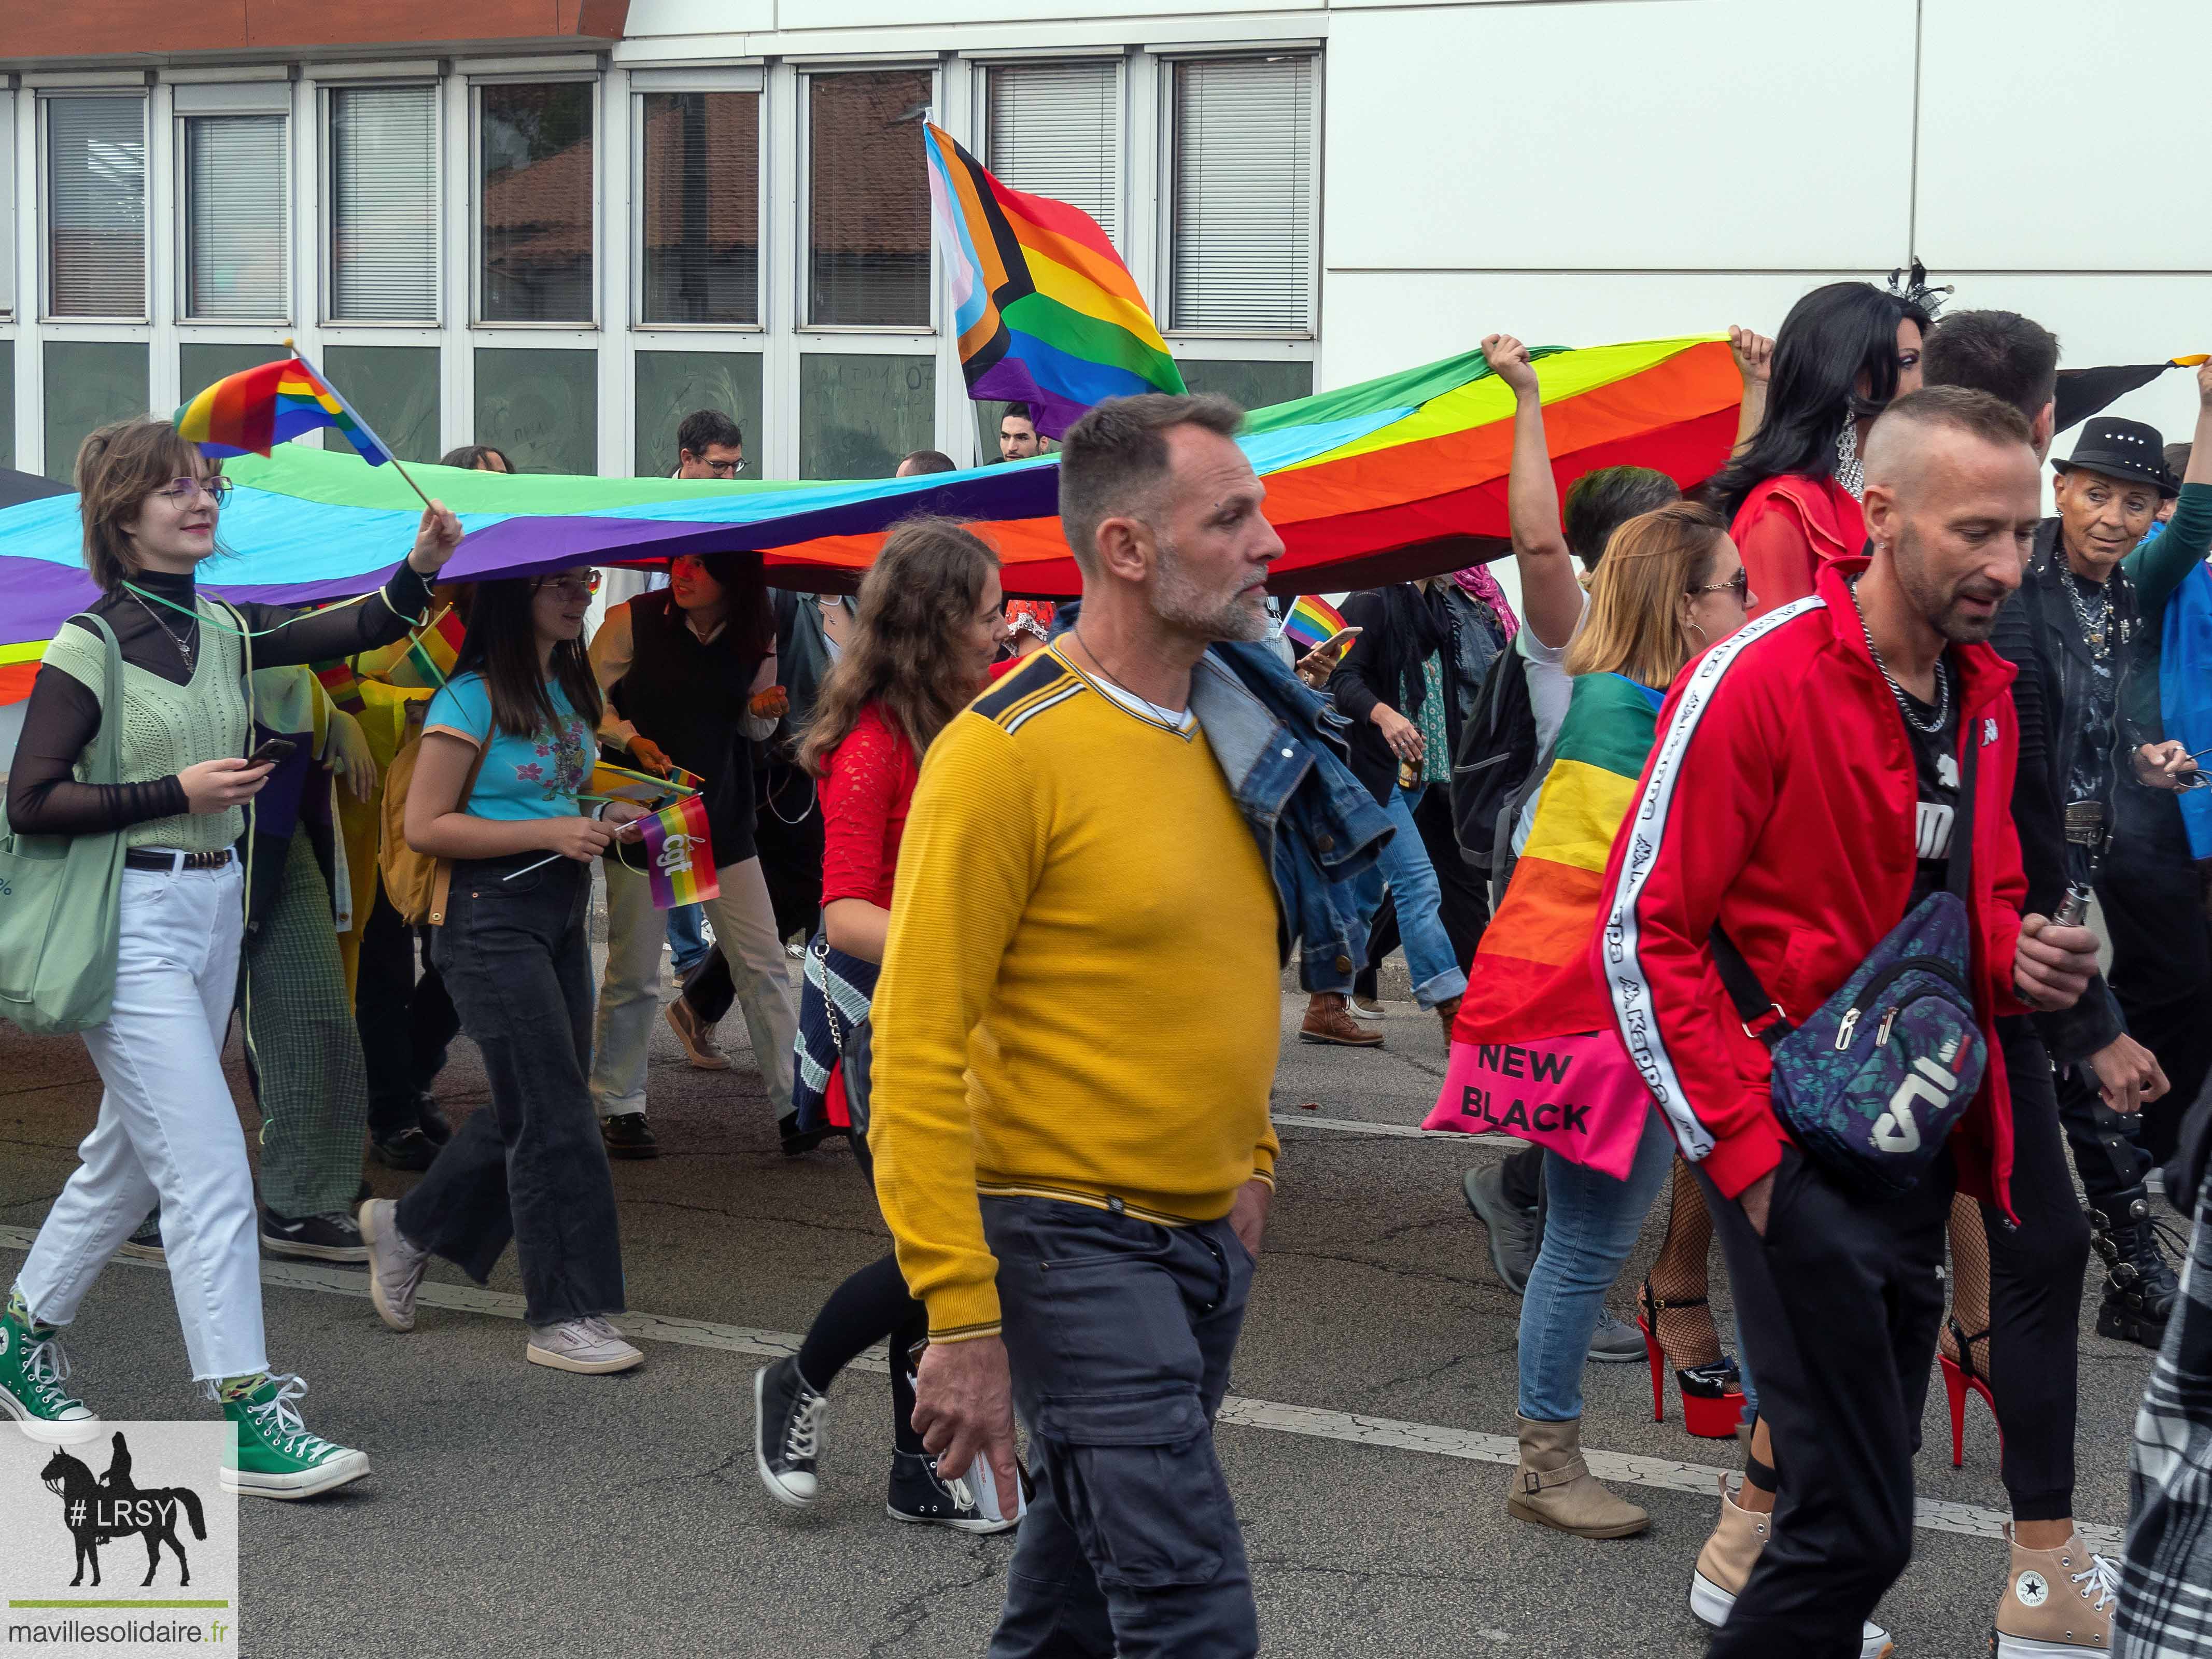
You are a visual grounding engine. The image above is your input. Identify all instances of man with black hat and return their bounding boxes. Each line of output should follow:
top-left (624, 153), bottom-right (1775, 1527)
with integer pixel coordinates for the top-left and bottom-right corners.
top-left (2017, 371), bottom-right (2212, 1349)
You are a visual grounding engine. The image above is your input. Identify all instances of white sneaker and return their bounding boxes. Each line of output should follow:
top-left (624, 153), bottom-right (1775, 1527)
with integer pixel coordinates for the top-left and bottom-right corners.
top-left (358, 1200), bottom-right (430, 1333)
top-left (1349, 993), bottom-right (1386, 1021)
top-left (526, 1318), bottom-right (643, 1375)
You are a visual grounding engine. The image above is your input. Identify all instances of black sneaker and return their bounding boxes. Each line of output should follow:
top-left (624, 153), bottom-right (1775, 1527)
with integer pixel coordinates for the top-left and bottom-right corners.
top-left (753, 1356), bottom-right (826, 1508)
top-left (602, 1113), bottom-right (660, 1160)
top-left (887, 1449), bottom-right (1022, 1535)
top-left (415, 1092), bottom-right (452, 1146)
top-left (120, 1211), bottom-right (165, 1262)
top-left (370, 1128), bottom-right (438, 1171)
top-left (259, 1207), bottom-right (370, 1263)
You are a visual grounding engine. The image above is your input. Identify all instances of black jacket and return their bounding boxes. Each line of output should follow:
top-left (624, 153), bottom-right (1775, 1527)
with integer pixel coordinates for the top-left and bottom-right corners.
top-left (1329, 584), bottom-right (1449, 805)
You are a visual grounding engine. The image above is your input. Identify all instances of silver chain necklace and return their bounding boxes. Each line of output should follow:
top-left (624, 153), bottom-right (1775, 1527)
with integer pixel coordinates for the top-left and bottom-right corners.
top-left (2063, 570), bottom-right (2115, 660)
top-left (128, 590), bottom-right (196, 671)
top-left (1849, 578), bottom-right (1949, 735)
top-left (1072, 629), bottom-right (1184, 728)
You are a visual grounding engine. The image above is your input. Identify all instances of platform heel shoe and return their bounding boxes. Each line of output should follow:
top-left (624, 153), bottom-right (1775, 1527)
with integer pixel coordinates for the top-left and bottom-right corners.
top-left (1937, 1315), bottom-right (1998, 1469)
top-left (1638, 1281), bottom-right (1745, 1439)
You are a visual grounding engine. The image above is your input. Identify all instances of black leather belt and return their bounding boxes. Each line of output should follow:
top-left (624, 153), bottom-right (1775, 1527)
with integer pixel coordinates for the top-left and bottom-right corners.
top-left (125, 848), bottom-right (235, 872)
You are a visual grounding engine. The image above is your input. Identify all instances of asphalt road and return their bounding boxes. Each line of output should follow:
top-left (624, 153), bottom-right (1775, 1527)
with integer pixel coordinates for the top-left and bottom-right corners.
top-left (0, 926), bottom-right (2169, 1658)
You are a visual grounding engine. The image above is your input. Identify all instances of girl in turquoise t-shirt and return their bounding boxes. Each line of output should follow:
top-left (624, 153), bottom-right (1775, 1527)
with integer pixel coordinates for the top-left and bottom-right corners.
top-left (363, 568), bottom-right (649, 1378)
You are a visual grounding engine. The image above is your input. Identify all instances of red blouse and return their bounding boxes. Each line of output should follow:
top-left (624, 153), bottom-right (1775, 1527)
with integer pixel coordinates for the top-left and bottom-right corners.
top-left (1731, 473), bottom-right (1866, 621)
top-left (819, 702), bottom-right (921, 911)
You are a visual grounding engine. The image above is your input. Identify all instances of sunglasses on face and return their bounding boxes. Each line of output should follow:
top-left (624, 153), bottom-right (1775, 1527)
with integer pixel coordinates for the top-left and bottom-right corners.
top-left (534, 571), bottom-right (602, 599)
top-left (158, 475), bottom-right (232, 505)
top-left (1690, 569), bottom-right (1752, 604)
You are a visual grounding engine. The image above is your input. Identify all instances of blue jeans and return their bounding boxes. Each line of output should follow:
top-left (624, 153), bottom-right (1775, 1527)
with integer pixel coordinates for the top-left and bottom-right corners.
top-left (666, 902), bottom-right (711, 977)
top-left (1377, 784), bottom-right (1468, 1009)
top-left (1517, 1107), bottom-right (1675, 1422)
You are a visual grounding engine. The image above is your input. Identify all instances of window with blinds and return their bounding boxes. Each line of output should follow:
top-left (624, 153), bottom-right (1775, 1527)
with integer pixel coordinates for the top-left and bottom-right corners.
top-left (45, 95), bottom-right (147, 320)
top-left (1168, 57), bottom-right (1315, 335)
top-left (184, 115), bottom-right (289, 321)
top-left (986, 60), bottom-right (1120, 248)
top-left (330, 86), bottom-right (439, 323)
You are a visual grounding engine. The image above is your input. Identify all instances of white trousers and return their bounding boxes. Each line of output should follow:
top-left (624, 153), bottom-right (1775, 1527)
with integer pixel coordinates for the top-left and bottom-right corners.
top-left (589, 855), bottom-right (797, 1117)
top-left (17, 862), bottom-right (269, 1381)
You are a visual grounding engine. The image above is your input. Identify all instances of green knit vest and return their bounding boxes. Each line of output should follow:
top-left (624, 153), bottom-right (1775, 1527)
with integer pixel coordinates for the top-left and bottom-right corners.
top-left (43, 601), bottom-right (250, 853)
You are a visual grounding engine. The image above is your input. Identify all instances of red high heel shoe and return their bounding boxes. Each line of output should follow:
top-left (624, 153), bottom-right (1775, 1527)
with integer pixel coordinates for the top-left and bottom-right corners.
top-left (1938, 1315), bottom-right (1997, 1468)
top-left (1638, 1281), bottom-right (1746, 1439)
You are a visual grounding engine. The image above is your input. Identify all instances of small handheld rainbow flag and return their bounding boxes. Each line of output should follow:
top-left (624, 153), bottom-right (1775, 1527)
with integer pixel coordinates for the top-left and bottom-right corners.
top-left (639, 794), bottom-right (718, 910)
top-left (175, 348), bottom-right (394, 467)
top-left (1281, 596), bottom-right (1348, 652)
top-left (586, 758), bottom-right (700, 808)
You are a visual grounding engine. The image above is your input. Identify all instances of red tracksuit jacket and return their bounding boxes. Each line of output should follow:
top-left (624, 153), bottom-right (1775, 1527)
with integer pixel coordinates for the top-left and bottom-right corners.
top-left (1591, 558), bottom-right (2032, 1211)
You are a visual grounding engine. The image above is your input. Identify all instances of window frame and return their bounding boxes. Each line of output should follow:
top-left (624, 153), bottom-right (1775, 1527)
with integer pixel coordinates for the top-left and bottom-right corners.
top-left (629, 68), bottom-right (767, 334)
top-left (320, 78), bottom-right (444, 330)
top-left (975, 53), bottom-right (1126, 256)
top-left (795, 62), bottom-right (939, 337)
top-left (174, 96), bottom-right (294, 328)
top-left (0, 89), bottom-right (16, 321)
top-left (39, 89), bottom-right (151, 326)
top-left (1156, 50), bottom-right (1322, 343)
top-left (469, 72), bottom-right (601, 331)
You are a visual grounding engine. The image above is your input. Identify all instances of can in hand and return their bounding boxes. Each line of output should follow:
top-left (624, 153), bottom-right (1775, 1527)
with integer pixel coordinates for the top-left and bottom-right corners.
top-left (2055, 884), bottom-right (2095, 928)
top-left (1397, 757), bottom-right (1418, 790)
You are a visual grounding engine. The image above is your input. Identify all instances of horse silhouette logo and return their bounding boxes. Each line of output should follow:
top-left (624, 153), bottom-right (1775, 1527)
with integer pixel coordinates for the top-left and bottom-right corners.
top-left (39, 1431), bottom-right (206, 1587)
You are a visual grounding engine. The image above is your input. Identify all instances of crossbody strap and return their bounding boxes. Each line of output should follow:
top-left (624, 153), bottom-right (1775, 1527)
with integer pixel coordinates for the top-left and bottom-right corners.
top-left (425, 738), bottom-right (491, 927)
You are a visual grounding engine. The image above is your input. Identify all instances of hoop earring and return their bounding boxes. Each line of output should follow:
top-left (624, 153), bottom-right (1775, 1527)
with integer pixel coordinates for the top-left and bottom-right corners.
top-left (1684, 620), bottom-right (1710, 649)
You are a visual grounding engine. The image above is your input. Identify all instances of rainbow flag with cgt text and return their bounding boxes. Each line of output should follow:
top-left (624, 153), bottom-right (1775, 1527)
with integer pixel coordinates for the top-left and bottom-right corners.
top-left (639, 794), bottom-right (718, 910)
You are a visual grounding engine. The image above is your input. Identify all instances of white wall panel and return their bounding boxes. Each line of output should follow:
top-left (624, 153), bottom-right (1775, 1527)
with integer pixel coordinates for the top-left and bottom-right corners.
top-left (1325, 0), bottom-right (1917, 273)
top-left (1915, 0), bottom-right (2212, 272)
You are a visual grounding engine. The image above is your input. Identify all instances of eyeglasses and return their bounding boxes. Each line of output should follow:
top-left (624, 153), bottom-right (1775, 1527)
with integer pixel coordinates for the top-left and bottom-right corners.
top-left (157, 475), bottom-right (232, 505)
top-left (534, 571), bottom-right (602, 599)
top-left (705, 458), bottom-right (744, 478)
top-left (1691, 569), bottom-right (1752, 604)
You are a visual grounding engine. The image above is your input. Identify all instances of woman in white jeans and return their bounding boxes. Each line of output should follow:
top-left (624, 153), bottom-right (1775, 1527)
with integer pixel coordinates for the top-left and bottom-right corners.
top-left (1, 416), bottom-right (460, 1498)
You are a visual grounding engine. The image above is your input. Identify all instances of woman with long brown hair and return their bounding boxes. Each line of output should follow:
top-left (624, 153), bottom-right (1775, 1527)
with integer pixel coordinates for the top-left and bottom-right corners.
top-left (1, 416), bottom-right (460, 1496)
top-left (753, 517), bottom-right (1013, 1531)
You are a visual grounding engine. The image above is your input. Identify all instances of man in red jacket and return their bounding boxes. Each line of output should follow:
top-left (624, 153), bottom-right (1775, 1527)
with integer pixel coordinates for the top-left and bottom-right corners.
top-left (1595, 386), bottom-right (2103, 1656)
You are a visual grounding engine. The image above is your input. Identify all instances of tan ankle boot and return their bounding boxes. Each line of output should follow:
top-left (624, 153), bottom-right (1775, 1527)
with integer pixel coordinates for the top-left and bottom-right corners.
top-left (1689, 1477), bottom-right (1896, 1658)
top-left (1504, 1414), bottom-right (1647, 1538)
top-left (1994, 1526), bottom-right (2116, 1655)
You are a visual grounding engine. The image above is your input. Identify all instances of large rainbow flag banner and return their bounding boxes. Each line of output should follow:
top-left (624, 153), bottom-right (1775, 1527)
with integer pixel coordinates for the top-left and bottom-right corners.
top-left (923, 122), bottom-right (1185, 439)
top-left (1, 336), bottom-right (1749, 707)
top-left (175, 351), bottom-right (393, 467)
top-left (637, 794), bottom-right (718, 910)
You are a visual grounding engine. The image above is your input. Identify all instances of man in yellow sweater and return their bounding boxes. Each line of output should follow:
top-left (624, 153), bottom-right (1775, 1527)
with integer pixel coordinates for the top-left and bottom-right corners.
top-left (869, 393), bottom-right (1285, 1656)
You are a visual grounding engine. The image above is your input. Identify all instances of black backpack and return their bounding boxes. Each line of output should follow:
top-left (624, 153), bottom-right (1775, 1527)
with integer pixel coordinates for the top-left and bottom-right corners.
top-left (1450, 641), bottom-right (1539, 869)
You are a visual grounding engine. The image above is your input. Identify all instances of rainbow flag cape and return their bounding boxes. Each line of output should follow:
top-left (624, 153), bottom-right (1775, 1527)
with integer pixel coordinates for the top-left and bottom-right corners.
top-left (637, 794), bottom-right (718, 910)
top-left (176, 350), bottom-right (392, 467)
top-left (923, 122), bottom-right (1185, 439)
top-left (1281, 596), bottom-right (1347, 652)
top-left (1456, 673), bottom-right (1667, 1042)
top-left (0, 337), bottom-right (1747, 705)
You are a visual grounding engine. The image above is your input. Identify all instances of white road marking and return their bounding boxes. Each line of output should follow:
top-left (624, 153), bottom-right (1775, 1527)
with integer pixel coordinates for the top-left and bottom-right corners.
top-left (1271, 1112), bottom-right (1472, 1140)
top-left (0, 1225), bottom-right (2114, 1549)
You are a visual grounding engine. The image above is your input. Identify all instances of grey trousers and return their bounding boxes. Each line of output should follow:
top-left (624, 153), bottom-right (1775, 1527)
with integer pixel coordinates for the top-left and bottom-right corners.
top-left (981, 1196), bottom-right (1258, 1659)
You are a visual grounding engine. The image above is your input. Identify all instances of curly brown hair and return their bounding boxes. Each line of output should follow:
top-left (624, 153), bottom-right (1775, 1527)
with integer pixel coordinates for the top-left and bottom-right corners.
top-left (797, 517), bottom-right (1001, 776)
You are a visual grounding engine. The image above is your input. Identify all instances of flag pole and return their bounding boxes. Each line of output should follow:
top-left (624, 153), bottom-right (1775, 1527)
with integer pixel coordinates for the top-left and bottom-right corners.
top-left (283, 338), bottom-right (439, 514)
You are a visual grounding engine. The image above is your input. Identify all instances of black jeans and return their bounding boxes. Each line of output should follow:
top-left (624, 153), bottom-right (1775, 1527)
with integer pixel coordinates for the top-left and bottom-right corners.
top-left (1697, 1144), bottom-right (1954, 1659)
top-left (794, 1131), bottom-right (926, 1456)
top-left (1979, 1018), bottom-right (2092, 1521)
top-left (2098, 791), bottom-right (2212, 1164)
top-left (982, 1197), bottom-right (1257, 1659)
top-left (355, 874), bottom-right (461, 1137)
top-left (1354, 786), bottom-right (1489, 1001)
top-left (396, 855), bottom-right (624, 1326)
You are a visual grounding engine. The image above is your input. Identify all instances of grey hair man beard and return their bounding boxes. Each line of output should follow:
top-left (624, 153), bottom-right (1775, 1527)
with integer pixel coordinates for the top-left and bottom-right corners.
top-left (1152, 532), bottom-right (1272, 643)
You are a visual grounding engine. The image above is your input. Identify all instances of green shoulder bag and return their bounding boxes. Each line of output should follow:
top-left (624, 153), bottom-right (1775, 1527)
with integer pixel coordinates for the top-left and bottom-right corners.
top-left (0, 614), bottom-right (130, 1034)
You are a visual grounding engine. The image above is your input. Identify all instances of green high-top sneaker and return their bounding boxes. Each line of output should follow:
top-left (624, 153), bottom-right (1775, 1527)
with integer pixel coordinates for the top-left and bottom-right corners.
top-left (0, 1288), bottom-right (100, 1444)
top-left (216, 1373), bottom-right (369, 1500)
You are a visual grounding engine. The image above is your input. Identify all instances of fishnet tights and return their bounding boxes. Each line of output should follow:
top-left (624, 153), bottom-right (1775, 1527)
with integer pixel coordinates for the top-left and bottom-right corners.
top-left (1941, 1190), bottom-right (1992, 1374)
top-left (1645, 1155), bottom-right (1725, 1369)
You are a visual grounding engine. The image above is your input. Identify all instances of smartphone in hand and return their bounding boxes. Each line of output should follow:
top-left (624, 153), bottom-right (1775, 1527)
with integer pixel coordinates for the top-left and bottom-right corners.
top-left (248, 738), bottom-right (297, 766)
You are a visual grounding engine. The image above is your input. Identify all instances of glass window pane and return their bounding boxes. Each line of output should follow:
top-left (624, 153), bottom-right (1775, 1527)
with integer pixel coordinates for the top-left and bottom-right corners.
top-left (987, 60), bottom-right (1119, 246)
top-left (1170, 58), bottom-right (1315, 334)
top-left (1175, 358), bottom-right (1313, 415)
top-left (46, 96), bottom-right (147, 319)
top-left (639, 91), bottom-right (760, 326)
top-left (180, 343), bottom-right (289, 413)
top-left (325, 344), bottom-right (442, 465)
top-left (636, 350), bottom-right (763, 479)
top-left (0, 92), bottom-right (17, 318)
top-left (799, 353), bottom-right (934, 479)
top-left (331, 86), bottom-right (439, 323)
top-left (44, 340), bottom-right (148, 483)
top-left (480, 82), bottom-right (595, 324)
top-left (474, 346), bottom-right (596, 474)
top-left (0, 341), bottom-right (15, 469)
top-left (807, 71), bottom-right (931, 329)
top-left (184, 115), bottom-right (288, 320)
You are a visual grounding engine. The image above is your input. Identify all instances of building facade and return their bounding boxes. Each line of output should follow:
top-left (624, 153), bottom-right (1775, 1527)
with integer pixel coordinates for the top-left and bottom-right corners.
top-left (3, 0), bottom-right (2206, 486)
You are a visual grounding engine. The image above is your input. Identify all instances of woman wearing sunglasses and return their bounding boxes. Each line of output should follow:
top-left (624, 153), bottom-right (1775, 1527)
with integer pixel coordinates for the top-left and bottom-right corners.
top-left (1, 417), bottom-right (460, 1496)
top-left (360, 568), bottom-right (652, 1377)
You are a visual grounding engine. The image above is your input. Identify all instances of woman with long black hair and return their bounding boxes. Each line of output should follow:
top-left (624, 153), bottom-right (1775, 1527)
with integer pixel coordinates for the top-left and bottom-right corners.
top-left (359, 568), bottom-right (649, 1376)
top-left (752, 518), bottom-right (1013, 1531)
top-left (1708, 281), bottom-right (1931, 616)
top-left (2, 416), bottom-right (459, 1496)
